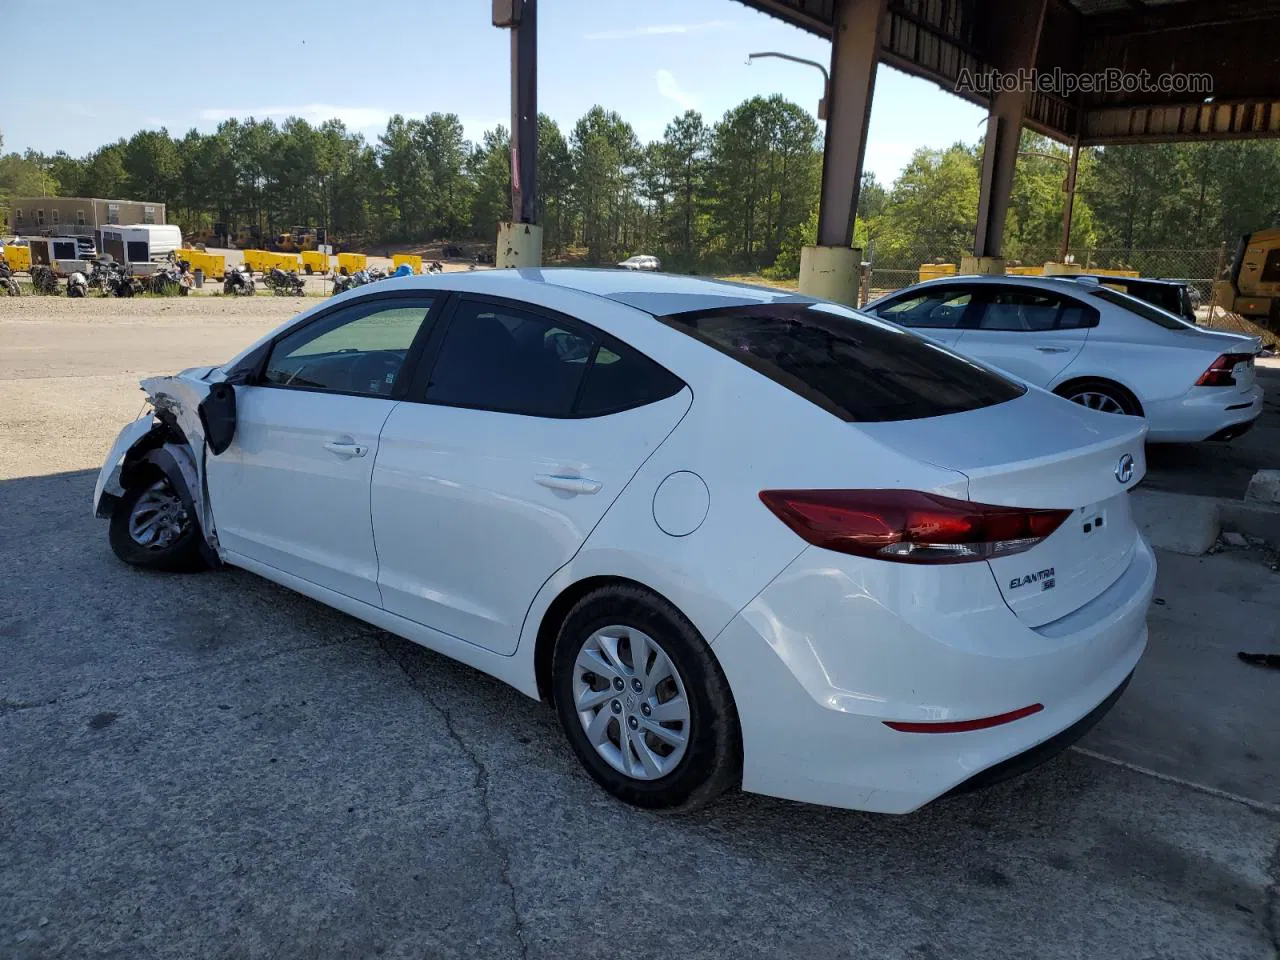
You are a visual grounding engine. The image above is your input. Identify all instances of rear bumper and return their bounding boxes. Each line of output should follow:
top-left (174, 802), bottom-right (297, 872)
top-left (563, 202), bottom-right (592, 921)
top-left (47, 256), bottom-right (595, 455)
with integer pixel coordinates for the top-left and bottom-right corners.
top-left (711, 535), bottom-right (1154, 814)
top-left (1145, 382), bottom-right (1263, 443)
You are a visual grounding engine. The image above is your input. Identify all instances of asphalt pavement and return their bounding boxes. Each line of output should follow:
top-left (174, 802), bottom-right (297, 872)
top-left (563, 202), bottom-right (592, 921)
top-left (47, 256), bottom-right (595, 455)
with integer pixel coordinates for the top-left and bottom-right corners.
top-left (1, 299), bottom-right (1277, 960)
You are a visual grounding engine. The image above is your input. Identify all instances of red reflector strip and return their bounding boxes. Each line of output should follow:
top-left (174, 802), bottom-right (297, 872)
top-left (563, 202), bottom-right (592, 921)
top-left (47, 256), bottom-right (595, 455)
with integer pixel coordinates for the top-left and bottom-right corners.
top-left (883, 703), bottom-right (1044, 733)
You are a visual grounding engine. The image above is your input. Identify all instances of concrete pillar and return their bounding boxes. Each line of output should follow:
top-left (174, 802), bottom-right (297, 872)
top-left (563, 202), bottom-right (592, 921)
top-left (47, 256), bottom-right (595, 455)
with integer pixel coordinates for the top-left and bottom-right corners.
top-left (960, 256), bottom-right (1006, 276)
top-left (973, 0), bottom-right (1047, 262)
top-left (800, 245), bottom-right (862, 304)
top-left (497, 221), bottom-right (543, 268)
top-left (800, 0), bottom-right (886, 303)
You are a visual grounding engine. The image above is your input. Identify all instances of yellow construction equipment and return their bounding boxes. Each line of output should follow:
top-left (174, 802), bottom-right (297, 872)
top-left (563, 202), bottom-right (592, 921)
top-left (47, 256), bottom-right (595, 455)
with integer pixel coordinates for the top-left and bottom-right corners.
top-left (301, 251), bottom-right (329, 275)
top-left (337, 252), bottom-right (368, 275)
top-left (243, 250), bottom-right (303, 274)
top-left (1214, 227), bottom-right (1280, 325)
top-left (392, 253), bottom-right (423, 274)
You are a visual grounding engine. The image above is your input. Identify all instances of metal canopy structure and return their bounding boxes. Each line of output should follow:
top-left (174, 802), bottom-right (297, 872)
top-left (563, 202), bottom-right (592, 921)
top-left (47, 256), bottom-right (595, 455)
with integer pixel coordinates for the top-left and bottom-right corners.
top-left (738, 0), bottom-right (1280, 145)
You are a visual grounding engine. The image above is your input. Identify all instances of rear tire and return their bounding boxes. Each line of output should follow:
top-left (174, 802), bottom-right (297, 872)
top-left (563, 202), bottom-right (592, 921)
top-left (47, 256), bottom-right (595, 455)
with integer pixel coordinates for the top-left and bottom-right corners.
top-left (108, 474), bottom-right (204, 572)
top-left (552, 584), bottom-right (741, 811)
top-left (1055, 379), bottom-right (1141, 417)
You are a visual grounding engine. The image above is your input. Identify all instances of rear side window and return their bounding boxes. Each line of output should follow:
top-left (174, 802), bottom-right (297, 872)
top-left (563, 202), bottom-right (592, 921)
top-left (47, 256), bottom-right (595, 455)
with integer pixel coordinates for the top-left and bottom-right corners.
top-left (425, 299), bottom-right (683, 418)
top-left (1089, 286), bottom-right (1188, 329)
top-left (976, 288), bottom-right (1097, 331)
top-left (661, 303), bottom-right (1024, 423)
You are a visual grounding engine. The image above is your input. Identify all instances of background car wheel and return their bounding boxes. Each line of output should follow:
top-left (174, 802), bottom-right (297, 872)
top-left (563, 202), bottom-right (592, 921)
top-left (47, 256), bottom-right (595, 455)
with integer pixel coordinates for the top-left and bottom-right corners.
top-left (552, 584), bottom-right (741, 810)
top-left (108, 474), bottom-right (204, 572)
top-left (1055, 379), bottom-right (1141, 417)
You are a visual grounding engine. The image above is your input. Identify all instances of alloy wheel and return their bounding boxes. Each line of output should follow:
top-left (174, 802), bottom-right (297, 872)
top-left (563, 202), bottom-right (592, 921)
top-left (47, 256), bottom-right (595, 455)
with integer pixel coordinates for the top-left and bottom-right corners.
top-left (1068, 390), bottom-right (1126, 415)
top-left (128, 479), bottom-right (190, 550)
top-left (572, 626), bottom-right (691, 781)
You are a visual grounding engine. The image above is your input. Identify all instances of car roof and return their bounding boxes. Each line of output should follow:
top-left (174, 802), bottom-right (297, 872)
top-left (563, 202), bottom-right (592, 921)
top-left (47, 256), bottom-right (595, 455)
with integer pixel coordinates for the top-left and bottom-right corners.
top-left (373, 267), bottom-right (813, 316)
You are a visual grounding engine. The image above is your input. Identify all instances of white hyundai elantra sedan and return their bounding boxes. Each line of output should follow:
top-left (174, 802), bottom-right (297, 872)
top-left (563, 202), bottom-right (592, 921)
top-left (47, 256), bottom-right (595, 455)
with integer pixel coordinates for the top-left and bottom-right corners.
top-left (94, 270), bottom-right (1154, 814)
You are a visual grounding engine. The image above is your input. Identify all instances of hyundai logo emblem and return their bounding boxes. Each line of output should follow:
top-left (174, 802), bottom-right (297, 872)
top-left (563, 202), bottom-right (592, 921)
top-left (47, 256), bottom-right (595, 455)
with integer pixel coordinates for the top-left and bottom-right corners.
top-left (1115, 453), bottom-right (1135, 484)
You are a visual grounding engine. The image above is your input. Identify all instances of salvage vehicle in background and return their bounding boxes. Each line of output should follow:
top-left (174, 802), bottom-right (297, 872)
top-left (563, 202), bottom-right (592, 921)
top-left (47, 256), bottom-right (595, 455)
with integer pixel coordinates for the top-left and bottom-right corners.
top-left (618, 254), bottom-right (661, 271)
top-left (863, 275), bottom-right (1263, 443)
top-left (93, 270), bottom-right (1153, 815)
top-left (1071, 275), bottom-right (1200, 326)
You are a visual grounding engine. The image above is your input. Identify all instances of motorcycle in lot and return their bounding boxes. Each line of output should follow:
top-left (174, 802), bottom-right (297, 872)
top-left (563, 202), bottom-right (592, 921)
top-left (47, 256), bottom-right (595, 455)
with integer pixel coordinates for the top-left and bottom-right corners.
top-left (331, 266), bottom-right (386, 295)
top-left (67, 271), bottom-right (88, 297)
top-left (0, 257), bottom-right (20, 296)
top-left (223, 264), bottom-right (256, 296)
top-left (263, 267), bottom-right (305, 296)
top-left (31, 264), bottom-right (59, 295)
top-left (426, 260), bottom-right (444, 274)
top-left (148, 256), bottom-right (193, 296)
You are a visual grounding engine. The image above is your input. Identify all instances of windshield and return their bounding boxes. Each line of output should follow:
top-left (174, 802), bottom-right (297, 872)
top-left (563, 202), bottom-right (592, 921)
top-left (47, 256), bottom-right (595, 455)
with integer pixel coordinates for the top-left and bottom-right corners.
top-left (660, 302), bottom-right (1024, 423)
top-left (1089, 286), bottom-right (1191, 330)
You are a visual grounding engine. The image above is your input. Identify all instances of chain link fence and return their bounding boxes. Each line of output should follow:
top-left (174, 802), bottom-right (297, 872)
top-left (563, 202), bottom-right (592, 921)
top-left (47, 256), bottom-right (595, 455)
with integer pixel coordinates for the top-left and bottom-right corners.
top-left (865, 244), bottom-right (1228, 303)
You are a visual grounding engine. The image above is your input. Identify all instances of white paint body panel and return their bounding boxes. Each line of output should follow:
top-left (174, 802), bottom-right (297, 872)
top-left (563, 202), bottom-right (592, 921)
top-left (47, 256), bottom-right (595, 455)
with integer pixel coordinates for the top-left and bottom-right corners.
top-left (205, 386), bottom-right (395, 606)
top-left (372, 390), bottom-right (692, 654)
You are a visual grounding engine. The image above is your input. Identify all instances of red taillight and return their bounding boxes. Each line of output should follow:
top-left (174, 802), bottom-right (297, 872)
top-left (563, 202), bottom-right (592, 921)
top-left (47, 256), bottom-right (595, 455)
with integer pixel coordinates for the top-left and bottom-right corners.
top-left (1195, 352), bottom-right (1253, 387)
top-left (758, 489), bottom-right (1071, 564)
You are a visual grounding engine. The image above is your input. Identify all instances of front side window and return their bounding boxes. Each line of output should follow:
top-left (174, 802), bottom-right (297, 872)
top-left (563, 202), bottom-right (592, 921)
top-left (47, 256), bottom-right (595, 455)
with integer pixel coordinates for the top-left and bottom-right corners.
top-left (976, 288), bottom-right (1095, 331)
top-left (262, 296), bottom-right (436, 396)
top-left (875, 288), bottom-right (972, 328)
top-left (663, 303), bottom-right (1024, 423)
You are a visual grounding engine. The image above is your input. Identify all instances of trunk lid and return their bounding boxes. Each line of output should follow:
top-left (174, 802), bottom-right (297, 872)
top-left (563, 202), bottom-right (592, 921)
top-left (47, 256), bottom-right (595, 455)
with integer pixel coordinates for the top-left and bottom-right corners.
top-left (858, 388), bottom-right (1147, 627)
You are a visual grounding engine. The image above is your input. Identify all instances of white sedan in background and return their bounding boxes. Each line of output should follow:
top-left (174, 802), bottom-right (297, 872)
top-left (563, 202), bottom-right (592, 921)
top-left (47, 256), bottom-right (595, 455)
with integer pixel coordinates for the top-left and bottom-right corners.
top-left (864, 275), bottom-right (1263, 442)
top-left (94, 271), bottom-right (1153, 814)
top-left (618, 254), bottom-right (661, 271)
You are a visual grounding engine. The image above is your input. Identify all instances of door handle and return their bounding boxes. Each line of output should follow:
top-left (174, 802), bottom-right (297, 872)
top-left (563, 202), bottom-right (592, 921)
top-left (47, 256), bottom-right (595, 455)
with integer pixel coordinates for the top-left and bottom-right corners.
top-left (535, 474), bottom-right (602, 495)
top-left (323, 440), bottom-right (368, 458)
top-left (1035, 345), bottom-right (1072, 353)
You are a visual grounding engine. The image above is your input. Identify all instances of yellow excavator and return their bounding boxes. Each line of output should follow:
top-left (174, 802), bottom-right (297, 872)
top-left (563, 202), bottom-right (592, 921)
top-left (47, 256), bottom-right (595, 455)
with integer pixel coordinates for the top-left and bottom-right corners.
top-left (1214, 227), bottom-right (1280, 326)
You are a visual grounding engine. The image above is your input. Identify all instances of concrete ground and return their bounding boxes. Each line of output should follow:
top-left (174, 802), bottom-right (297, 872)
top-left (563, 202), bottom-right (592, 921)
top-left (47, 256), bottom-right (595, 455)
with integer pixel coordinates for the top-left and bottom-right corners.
top-left (1, 298), bottom-right (1278, 960)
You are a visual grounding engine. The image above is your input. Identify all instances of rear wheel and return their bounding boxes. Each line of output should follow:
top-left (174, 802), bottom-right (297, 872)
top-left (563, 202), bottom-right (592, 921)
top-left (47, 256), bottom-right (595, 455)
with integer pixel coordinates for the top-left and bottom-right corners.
top-left (1055, 379), bottom-right (1141, 416)
top-left (108, 475), bottom-right (204, 571)
top-left (552, 585), bottom-right (741, 810)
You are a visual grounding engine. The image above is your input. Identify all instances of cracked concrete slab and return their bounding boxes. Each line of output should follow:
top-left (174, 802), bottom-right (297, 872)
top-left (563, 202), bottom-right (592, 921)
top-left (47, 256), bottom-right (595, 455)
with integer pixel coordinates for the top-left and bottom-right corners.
top-left (3, 299), bottom-right (1278, 960)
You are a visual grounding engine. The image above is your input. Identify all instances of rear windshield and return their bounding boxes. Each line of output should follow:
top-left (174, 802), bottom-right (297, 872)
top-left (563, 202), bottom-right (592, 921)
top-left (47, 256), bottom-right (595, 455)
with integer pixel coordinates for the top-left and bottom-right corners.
top-left (660, 302), bottom-right (1025, 422)
top-left (1089, 286), bottom-right (1189, 330)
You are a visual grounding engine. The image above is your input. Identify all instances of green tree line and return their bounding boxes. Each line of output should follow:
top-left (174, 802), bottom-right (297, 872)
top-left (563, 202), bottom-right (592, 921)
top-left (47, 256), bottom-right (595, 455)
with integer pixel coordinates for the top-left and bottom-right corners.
top-left (4, 108), bottom-right (1280, 275)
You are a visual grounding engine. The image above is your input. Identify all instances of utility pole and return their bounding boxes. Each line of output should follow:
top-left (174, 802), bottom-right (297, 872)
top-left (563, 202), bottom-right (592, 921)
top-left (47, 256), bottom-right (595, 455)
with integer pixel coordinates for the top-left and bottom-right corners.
top-left (493, 0), bottom-right (542, 267)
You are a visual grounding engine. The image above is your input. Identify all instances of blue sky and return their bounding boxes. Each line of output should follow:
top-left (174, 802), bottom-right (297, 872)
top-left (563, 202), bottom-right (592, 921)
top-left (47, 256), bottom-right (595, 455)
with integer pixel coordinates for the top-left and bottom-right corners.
top-left (5, 0), bottom-right (988, 186)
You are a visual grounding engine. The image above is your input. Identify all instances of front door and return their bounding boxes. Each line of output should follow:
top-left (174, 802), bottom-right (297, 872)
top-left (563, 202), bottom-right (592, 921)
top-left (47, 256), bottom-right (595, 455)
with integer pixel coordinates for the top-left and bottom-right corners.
top-left (206, 294), bottom-right (440, 605)
top-left (954, 285), bottom-right (1096, 387)
top-left (372, 296), bottom-right (692, 655)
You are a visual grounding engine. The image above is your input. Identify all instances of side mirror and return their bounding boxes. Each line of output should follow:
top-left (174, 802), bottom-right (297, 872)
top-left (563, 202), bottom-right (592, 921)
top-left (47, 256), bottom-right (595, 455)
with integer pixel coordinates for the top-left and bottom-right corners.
top-left (198, 382), bottom-right (237, 455)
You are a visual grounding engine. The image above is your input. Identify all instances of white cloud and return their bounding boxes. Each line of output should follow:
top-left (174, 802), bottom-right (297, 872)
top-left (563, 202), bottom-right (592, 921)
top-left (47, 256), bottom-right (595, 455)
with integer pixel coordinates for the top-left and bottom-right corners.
top-left (199, 104), bottom-right (392, 129)
top-left (585, 20), bottom-right (733, 41)
top-left (656, 70), bottom-right (698, 110)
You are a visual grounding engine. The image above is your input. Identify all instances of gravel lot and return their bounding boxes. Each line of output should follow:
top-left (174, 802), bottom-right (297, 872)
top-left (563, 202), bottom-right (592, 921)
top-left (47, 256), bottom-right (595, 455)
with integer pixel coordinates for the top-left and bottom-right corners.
top-left (2, 297), bottom-right (1278, 960)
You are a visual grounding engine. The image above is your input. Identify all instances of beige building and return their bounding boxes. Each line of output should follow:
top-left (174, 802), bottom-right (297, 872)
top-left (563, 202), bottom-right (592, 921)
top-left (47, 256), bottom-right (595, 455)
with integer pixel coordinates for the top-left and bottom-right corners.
top-left (5, 197), bottom-right (166, 237)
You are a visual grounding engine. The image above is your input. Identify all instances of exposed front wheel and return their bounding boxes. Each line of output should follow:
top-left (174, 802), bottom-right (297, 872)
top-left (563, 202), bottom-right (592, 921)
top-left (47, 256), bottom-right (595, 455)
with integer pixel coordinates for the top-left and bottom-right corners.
top-left (108, 475), bottom-right (204, 571)
top-left (552, 585), bottom-right (741, 810)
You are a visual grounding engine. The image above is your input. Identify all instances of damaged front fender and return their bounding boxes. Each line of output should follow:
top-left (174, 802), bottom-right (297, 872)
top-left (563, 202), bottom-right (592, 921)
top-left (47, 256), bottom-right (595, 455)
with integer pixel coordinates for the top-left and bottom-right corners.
top-left (93, 367), bottom-right (223, 555)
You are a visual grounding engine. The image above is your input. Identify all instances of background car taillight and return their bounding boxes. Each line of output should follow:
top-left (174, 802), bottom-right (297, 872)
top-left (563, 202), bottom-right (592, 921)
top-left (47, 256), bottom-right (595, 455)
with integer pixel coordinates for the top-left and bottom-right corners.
top-left (1195, 352), bottom-right (1254, 387)
top-left (758, 489), bottom-right (1071, 564)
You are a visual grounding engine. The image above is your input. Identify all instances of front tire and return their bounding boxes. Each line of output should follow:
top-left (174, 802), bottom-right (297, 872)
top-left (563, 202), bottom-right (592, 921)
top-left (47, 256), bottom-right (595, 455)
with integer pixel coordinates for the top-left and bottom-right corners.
top-left (552, 585), bottom-right (741, 810)
top-left (108, 475), bottom-right (204, 571)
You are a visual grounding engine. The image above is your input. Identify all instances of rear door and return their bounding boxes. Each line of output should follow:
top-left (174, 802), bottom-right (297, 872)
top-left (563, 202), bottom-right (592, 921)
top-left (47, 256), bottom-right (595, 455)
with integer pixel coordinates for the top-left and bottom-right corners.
top-left (954, 285), bottom-right (1096, 387)
top-left (866, 285), bottom-right (977, 350)
top-left (371, 295), bottom-right (691, 655)
top-left (205, 293), bottom-right (440, 606)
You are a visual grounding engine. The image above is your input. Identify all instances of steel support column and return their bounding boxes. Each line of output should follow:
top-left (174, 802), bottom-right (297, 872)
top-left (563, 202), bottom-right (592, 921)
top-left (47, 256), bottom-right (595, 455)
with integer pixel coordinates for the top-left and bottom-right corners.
top-left (972, 0), bottom-right (1047, 263)
top-left (494, 0), bottom-right (542, 266)
top-left (815, 0), bottom-right (887, 248)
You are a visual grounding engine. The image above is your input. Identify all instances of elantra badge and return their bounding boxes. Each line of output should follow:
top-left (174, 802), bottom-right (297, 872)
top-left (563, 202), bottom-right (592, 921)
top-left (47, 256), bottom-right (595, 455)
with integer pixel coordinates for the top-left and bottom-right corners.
top-left (1115, 454), bottom-right (1135, 484)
